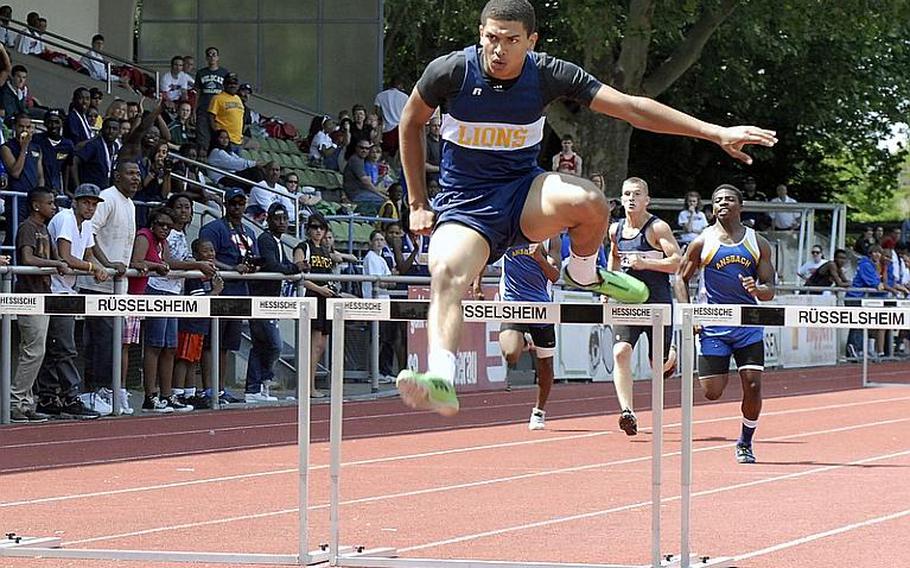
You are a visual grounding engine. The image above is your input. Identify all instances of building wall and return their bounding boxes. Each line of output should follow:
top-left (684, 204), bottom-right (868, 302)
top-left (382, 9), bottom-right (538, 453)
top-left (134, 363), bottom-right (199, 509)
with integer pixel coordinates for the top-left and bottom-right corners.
top-left (5, 0), bottom-right (100, 53)
top-left (137, 0), bottom-right (382, 117)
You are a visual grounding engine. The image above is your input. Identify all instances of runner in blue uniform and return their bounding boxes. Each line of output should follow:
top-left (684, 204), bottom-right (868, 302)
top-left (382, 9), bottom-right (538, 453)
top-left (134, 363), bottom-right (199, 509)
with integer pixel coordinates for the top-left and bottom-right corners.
top-left (676, 184), bottom-right (776, 464)
top-left (396, 0), bottom-right (777, 416)
top-left (499, 239), bottom-right (559, 430)
top-left (608, 178), bottom-right (681, 436)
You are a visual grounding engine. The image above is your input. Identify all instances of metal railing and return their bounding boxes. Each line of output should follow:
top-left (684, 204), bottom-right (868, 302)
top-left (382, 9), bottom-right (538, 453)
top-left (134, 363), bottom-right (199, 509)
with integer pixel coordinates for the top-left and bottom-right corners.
top-left (4, 18), bottom-right (159, 97)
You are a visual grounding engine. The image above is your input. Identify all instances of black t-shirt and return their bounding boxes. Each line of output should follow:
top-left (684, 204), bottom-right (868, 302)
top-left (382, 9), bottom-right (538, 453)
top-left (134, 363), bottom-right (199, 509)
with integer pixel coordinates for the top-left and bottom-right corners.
top-left (194, 67), bottom-right (231, 110)
top-left (298, 239), bottom-right (334, 297)
top-left (415, 46), bottom-right (602, 112)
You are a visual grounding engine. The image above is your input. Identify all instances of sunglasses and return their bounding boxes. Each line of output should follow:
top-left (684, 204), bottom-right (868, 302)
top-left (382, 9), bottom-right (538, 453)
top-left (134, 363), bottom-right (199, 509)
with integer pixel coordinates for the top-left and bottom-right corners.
top-left (308, 224), bottom-right (326, 230)
top-left (357, 145), bottom-right (372, 150)
top-left (812, 250), bottom-right (822, 254)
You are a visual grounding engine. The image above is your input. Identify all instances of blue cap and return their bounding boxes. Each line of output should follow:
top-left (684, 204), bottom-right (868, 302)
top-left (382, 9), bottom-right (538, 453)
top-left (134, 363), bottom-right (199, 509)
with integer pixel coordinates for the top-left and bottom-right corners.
top-left (224, 187), bottom-right (246, 203)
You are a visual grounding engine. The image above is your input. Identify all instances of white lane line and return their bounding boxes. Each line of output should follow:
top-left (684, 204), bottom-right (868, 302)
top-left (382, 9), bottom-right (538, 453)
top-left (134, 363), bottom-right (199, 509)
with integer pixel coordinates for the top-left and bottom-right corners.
top-left (732, 507), bottom-right (910, 562)
top-left (2, 373), bottom-right (895, 451)
top-left (398, 448), bottom-right (910, 553)
top-left (5, 394), bottom-right (908, 508)
top-left (60, 417), bottom-right (910, 546)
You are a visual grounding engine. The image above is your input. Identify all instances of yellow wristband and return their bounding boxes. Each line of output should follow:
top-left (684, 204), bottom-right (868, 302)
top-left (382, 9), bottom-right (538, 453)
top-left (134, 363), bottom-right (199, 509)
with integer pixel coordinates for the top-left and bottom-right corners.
top-left (88, 262), bottom-right (93, 272)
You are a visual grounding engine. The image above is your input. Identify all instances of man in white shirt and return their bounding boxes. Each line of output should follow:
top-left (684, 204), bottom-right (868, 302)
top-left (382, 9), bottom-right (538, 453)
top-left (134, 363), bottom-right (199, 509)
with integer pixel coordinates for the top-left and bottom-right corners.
top-left (80, 34), bottom-right (108, 82)
top-left (37, 184), bottom-right (109, 419)
top-left (78, 161), bottom-right (139, 414)
top-left (15, 13), bottom-right (43, 55)
top-left (160, 55), bottom-right (193, 104)
top-left (248, 161), bottom-right (295, 222)
top-left (769, 184), bottom-right (801, 231)
top-left (373, 82), bottom-right (409, 156)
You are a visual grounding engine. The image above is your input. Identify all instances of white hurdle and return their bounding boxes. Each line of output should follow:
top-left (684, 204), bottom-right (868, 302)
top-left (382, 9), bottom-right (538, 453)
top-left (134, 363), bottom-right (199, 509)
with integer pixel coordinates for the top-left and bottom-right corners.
top-left (0, 294), bottom-right (340, 566)
top-left (853, 299), bottom-right (910, 389)
top-left (675, 301), bottom-right (910, 568)
top-left (324, 298), bottom-right (707, 568)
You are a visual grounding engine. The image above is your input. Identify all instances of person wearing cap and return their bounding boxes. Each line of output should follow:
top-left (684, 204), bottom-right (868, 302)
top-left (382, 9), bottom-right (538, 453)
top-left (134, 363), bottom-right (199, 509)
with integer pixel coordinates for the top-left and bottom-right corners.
top-left (244, 202), bottom-right (308, 402)
top-left (33, 108), bottom-right (75, 201)
top-left (208, 73), bottom-right (244, 148)
top-left (199, 186), bottom-right (258, 403)
top-left (36, 183), bottom-right (108, 419)
top-left (237, 82), bottom-right (264, 137)
top-left (193, 46), bottom-right (230, 151)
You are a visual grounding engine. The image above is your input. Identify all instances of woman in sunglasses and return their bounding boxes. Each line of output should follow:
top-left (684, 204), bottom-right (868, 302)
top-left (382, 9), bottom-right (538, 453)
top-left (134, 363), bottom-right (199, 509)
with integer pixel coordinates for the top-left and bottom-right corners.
top-left (797, 246), bottom-right (826, 283)
top-left (293, 214), bottom-right (336, 398)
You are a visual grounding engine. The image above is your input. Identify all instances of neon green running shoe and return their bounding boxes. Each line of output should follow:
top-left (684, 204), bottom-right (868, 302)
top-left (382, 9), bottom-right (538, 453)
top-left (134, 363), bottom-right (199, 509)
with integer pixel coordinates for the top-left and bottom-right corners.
top-left (563, 267), bottom-right (650, 304)
top-left (396, 370), bottom-right (460, 417)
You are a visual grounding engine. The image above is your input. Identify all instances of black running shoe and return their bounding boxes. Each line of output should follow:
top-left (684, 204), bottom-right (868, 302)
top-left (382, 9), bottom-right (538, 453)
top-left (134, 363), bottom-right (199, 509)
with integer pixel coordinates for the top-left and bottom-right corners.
top-left (735, 443), bottom-right (756, 464)
top-left (619, 409), bottom-right (638, 436)
top-left (36, 398), bottom-right (63, 418)
top-left (61, 397), bottom-right (101, 420)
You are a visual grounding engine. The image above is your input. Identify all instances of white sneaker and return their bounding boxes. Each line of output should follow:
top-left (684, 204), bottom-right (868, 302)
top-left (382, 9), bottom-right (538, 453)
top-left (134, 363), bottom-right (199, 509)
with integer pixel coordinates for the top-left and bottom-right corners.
top-left (117, 388), bottom-right (134, 415)
top-left (245, 392), bottom-right (277, 403)
top-left (79, 391), bottom-right (112, 416)
top-left (261, 380), bottom-right (276, 399)
top-left (528, 407), bottom-right (546, 431)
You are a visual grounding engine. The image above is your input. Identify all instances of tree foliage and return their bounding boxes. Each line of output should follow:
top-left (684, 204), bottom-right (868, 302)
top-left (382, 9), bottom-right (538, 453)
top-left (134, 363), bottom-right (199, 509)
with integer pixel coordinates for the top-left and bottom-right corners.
top-left (383, 0), bottom-right (910, 218)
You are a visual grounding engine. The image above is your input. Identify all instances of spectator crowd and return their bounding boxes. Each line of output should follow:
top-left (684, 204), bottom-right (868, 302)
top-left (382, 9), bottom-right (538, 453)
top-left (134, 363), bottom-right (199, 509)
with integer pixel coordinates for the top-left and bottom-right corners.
top-left (3, 4), bottom-right (908, 424)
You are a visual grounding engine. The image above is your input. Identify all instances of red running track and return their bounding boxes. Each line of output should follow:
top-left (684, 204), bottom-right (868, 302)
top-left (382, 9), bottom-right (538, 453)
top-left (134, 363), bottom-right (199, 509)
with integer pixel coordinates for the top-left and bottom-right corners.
top-left (0, 362), bottom-right (909, 567)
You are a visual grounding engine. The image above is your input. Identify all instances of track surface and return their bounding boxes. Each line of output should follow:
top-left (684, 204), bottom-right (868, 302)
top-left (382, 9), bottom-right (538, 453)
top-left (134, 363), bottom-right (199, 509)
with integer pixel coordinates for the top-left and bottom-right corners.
top-left (1, 362), bottom-right (908, 567)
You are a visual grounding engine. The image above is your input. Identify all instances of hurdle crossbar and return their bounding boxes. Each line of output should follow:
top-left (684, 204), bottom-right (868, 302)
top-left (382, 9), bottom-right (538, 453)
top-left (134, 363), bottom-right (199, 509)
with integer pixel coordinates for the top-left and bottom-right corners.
top-left (0, 295), bottom-right (334, 566)
top-left (325, 298), bottom-right (697, 568)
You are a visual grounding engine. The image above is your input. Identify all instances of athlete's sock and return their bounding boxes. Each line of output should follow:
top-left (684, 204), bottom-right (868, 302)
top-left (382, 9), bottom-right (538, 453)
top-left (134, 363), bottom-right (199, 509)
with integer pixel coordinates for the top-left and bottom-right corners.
top-left (428, 348), bottom-right (457, 384)
top-left (738, 417), bottom-right (758, 446)
top-left (184, 387), bottom-right (196, 398)
top-left (566, 247), bottom-right (599, 286)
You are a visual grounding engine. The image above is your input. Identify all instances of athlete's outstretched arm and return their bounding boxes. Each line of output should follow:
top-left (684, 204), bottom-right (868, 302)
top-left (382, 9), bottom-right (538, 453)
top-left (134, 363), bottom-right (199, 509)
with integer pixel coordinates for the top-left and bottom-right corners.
top-left (675, 236), bottom-right (704, 303)
top-left (399, 89), bottom-right (437, 235)
top-left (589, 85), bottom-right (777, 165)
top-left (741, 235), bottom-right (776, 301)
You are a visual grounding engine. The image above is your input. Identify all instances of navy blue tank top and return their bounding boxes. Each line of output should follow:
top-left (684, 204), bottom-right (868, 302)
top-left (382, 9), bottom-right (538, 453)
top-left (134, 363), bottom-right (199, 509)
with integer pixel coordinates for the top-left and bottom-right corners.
top-left (439, 47), bottom-right (545, 192)
top-left (615, 215), bottom-right (672, 304)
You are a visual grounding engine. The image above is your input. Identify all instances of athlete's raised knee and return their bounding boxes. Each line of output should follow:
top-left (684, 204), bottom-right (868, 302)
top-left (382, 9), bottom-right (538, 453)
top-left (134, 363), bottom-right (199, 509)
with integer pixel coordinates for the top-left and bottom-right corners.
top-left (430, 257), bottom-right (473, 291)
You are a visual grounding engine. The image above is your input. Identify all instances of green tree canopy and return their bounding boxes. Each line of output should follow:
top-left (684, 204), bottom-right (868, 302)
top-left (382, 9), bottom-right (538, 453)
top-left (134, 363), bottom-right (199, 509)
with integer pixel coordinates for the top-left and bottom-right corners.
top-left (383, 0), bottom-right (910, 216)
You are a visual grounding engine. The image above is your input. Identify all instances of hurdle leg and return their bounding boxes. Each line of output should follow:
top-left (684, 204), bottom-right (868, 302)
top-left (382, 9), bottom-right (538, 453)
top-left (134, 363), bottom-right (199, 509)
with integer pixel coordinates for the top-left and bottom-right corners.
top-left (1, 272), bottom-right (10, 424)
top-left (680, 309), bottom-right (695, 568)
top-left (111, 277), bottom-right (127, 416)
top-left (330, 301), bottom-right (346, 565)
top-left (298, 303), bottom-right (312, 564)
top-left (650, 312), bottom-right (665, 568)
top-left (862, 328), bottom-right (869, 387)
top-left (210, 316), bottom-right (221, 410)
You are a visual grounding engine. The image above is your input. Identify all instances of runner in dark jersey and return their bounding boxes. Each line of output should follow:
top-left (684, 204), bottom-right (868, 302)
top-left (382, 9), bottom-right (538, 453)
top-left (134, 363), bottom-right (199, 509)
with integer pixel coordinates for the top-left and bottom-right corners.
top-left (396, 0), bottom-right (777, 416)
top-left (607, 178), bottom-right (681, 436)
